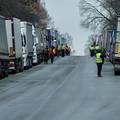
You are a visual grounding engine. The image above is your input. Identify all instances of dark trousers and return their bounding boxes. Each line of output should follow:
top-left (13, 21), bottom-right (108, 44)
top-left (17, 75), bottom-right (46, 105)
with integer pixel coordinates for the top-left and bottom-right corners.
top-left (50, 55), bottom-right (54, 64)
top-left (61, 50), bottom-right (65, 57)
top-left (96, 63), bottom-right (103, 76)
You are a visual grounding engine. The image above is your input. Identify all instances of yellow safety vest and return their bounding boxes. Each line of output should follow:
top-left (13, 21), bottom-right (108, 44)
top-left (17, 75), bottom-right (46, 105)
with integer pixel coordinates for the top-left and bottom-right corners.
top-left (96, 53), bottom-right (102, 63)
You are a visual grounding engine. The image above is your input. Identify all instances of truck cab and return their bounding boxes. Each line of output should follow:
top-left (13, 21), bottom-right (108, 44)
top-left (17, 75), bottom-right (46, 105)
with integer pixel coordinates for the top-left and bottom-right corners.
top-left (21, 21), bottom-right (33, 69)
top-left (32, 25), bottom-right (38, 64)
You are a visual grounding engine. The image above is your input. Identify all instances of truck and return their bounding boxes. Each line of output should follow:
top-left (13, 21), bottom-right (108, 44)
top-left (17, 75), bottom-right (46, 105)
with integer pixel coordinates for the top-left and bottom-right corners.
top-left (32, 25), bottom-right (39, 64)
top-left (113, 17), bottom-right (120, 75)
top-left (46, 28), bottom-right (52, 47)
top-left (0, 16), bottom-right (9, 78)
top-left (21, 21), bottom-right (33, 69)
top-left (5, 17), bottom-right (23, 73)
top-left (35, 27), bottom-right (47, 63)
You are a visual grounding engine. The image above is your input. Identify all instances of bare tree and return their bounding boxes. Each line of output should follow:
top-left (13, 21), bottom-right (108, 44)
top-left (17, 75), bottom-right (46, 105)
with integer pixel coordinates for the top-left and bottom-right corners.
top-left (79, 0), bottom-right (120, 31)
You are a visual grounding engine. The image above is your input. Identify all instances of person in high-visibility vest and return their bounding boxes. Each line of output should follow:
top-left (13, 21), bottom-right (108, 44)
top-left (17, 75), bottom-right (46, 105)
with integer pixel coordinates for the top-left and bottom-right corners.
top-left (48, 46), bottom-right (54, 64)
top-left (96, 49), bottom-right (104, 77)
top-left (89, 45), bottom-right (95, 57)
top-left (61, 44), bottom-right (65, 57)
top-left (95, 44), bottom-right (100, 53)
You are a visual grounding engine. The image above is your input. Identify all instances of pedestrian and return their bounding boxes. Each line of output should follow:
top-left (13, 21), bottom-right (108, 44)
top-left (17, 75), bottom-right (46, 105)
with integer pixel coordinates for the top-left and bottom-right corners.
top-left (89, 45), bottom-right (95, 57)
top-left (65, 44), bottom-right (70, 56)
top-left (53, 47), bottom-right (56, 56)
top-left (95, 49), bottom-right (104, 77)
top-left (61, 44), bottom-right (65, 57)
top-left (43, 46), bottom-right (49, 64)
top-left (49, 47), bottom-right (54, 64)
top-left (55, 46), bottom-right (59, 57)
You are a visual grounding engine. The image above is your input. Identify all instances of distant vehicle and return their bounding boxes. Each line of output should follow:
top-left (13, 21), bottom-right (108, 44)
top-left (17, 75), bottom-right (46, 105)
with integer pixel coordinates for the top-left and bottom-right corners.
top-left (0, 16), bottom-right (9, 78)
top-left (5, 17), bottom-right (23, 73)
top-left (21, 22), bottom-right (33, 69)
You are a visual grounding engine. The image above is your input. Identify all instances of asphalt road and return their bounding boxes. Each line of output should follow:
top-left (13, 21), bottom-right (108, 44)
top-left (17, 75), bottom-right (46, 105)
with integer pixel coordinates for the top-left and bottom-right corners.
top-left (0, 56), bottom-right (120, 120)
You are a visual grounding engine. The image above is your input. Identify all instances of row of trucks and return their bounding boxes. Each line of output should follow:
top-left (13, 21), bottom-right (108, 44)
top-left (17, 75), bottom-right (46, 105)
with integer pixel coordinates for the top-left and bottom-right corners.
top-left (113, 17), bottom-right (120, 75)
top-left (0, 16), bottom-right (46, 79)
top-left (99, 16), bottom-right (120, 75)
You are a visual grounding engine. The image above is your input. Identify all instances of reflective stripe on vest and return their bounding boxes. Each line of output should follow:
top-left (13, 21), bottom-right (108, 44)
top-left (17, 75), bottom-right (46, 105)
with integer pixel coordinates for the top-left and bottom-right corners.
top-left (96, 53), bottom-right (102, 63)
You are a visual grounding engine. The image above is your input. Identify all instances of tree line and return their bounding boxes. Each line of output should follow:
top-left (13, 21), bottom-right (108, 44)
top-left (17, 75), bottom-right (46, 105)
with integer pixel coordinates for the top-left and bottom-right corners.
top-left (0, 0), bottom-right (48, 28)
top-left (79, 0), bottom-right (120, 32)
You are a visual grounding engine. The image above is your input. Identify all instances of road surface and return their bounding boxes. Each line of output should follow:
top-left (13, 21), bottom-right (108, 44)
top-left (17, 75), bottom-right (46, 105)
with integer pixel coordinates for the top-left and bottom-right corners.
top-left (0, 56), bottom-right (120, 120)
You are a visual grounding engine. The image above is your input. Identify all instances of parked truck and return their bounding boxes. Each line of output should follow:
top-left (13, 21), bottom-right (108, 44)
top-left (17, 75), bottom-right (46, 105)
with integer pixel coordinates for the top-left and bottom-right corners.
top-left (5, 17), bottom-right (23, 73)
top-left (32, 25), bottom-right (39, 64)
top-left (21, 21), bottom-right (33, 69)
top-left (0, 16), bottom-right (9, 78)
top-left (113, 17), bottom-right (120, 75)
top-left (35, 27), bottom-right (47, 63)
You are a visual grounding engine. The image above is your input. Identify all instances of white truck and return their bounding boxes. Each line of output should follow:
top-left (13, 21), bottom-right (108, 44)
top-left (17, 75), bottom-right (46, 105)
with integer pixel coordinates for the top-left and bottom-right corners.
top-left (5, 18), bottom-right (23, 73)
top-left (0, 16), bottom-right (9, 78)
top-left (32, 25), bottom-right (39, 64)
top-left (21, 22), bottom-right (33, 69)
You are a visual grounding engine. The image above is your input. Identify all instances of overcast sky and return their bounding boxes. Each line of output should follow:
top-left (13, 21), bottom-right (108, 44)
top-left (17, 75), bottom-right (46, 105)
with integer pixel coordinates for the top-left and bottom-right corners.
top-left (44, 0), bottom-right (91, 56)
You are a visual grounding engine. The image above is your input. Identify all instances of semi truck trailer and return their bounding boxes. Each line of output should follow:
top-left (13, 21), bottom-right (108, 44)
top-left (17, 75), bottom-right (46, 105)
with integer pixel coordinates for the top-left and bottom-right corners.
top-left (113, 17), bottom-right (120, 75)
top-left (0, 16), bottom-right (9, 78)
top-left (5, 18), bottom-right (23, 73)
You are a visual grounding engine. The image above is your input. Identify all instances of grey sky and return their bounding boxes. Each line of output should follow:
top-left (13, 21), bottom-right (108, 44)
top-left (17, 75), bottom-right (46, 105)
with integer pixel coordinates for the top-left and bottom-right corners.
top-left (45, 0), bottom-right (91, 55)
